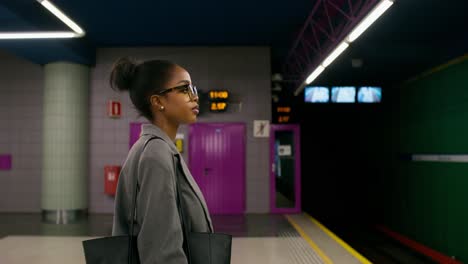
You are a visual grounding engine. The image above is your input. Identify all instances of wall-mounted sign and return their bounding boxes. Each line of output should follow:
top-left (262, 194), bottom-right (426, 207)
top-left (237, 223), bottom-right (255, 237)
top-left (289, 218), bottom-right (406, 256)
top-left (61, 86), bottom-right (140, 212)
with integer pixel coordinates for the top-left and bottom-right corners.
top-left (278, 145), bottom-right (292, 156)
top-left (0, 154), bottom-right (12, 170)
top-left (175, 133), bottom-right (184, 153)
top-left (107, 100), bottom-right (121, 118)
top-left (175, 139), bottom-right (183, 153)
top-left (254, 120), bottom-right (270, 138)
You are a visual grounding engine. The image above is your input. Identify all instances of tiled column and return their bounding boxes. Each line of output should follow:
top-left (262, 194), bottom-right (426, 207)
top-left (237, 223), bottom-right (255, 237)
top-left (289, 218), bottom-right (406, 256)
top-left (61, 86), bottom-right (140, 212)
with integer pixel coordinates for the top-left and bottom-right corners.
top-left (41, 62), bottom-right (89, 224)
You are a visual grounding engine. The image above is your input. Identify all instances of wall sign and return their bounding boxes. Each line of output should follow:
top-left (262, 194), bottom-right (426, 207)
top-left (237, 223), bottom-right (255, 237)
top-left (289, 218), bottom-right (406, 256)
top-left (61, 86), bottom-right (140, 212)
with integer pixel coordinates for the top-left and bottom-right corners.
top-left (0, 154), bottom-right (12, 170)
top-left (175, 133), bottom-right (184, 153)
top-left (278, 145), bottom-right (292, 156)
top-left (412, 154), bottom-right (468, 163)
top-left (107, 100), bottom-right (121, 118)
top-left (253, 120), bottom-right (270, 138)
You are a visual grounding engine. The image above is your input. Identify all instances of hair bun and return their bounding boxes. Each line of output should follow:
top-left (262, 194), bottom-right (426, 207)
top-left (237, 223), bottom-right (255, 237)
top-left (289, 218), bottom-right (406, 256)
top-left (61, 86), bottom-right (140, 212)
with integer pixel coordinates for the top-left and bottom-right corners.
top-left (109, 57), bottom-right (138, 92)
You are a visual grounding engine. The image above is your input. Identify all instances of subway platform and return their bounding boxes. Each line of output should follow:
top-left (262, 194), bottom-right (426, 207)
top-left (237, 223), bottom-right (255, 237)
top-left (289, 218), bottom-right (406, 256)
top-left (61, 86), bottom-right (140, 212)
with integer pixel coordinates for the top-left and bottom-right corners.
top-left (0, 212), bottom-right (377, 264)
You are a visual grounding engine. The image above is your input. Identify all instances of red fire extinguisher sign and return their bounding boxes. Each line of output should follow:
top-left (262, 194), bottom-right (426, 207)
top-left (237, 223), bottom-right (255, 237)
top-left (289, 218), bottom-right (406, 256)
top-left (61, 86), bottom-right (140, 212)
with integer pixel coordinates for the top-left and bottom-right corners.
top-left (107, 100), bottom-right (121, 118)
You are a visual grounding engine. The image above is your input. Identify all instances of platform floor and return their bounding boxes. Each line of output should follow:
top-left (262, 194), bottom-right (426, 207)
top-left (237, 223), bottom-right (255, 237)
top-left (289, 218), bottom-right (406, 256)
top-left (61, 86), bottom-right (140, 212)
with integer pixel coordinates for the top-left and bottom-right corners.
top-left (0, 213), bottom-right (371, 264)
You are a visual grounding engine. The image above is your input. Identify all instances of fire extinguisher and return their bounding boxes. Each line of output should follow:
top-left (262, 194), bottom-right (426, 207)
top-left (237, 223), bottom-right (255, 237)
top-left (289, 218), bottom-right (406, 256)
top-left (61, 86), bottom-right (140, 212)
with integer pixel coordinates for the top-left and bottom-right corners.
top-left (104, 166), bottom-right (121, 196)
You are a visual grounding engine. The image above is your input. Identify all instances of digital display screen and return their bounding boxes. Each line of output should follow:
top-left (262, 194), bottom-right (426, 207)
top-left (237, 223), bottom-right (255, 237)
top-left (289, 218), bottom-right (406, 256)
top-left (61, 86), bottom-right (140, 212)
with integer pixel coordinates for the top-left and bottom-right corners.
top-left (210, 102), bottom-right (227, 111)
top-left (209, 90), bottom-right (229, 100)
top-left (304, 86), bottom-right (330, 103)
top-left (331, 87), bottom-right (356, 103)
top-left (357, 87), bottom-right (382, 103)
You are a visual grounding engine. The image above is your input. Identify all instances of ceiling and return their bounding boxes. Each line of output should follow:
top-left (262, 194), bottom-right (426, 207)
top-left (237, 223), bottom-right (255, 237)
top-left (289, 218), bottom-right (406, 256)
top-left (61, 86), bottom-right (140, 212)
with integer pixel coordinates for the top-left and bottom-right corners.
top-left (0, 0), bottom-right (314, 68)
top-left (313, 0), bottom-right (468, 87)
top-left (0, 0), bottom-right (467, 90)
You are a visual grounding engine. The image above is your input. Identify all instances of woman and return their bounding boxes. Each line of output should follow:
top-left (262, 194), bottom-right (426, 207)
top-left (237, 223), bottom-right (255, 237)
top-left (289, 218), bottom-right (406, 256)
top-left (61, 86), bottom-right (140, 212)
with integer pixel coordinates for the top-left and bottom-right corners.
top-left (110, 57), bottom-right (213, 264)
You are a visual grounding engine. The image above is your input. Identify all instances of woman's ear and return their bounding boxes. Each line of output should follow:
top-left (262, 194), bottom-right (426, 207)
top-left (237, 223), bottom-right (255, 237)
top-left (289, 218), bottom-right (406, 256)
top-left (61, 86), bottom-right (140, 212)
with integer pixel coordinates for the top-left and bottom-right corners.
top-left (150, 94), bottom-right (160, 107)
top-left (150, 95), bottom-right (165, 111)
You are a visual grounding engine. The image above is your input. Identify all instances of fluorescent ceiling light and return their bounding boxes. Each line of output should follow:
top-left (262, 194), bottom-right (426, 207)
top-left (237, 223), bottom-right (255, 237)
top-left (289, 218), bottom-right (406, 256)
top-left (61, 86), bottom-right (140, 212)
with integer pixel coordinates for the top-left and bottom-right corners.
top-left (321, 41), bottom-right (349, 67)
top-left (0, 0), bottom-right (85, 40)
top-left (347, 0), bottom-right (394, 42)
top-left (295, 0), bottom-right (395, 95)
top-left (305, 65), bottom-right (326, 85)
top-left (0, 32), bottom-right (78, 39)
top-left (38, 0), bottom-right (84, 35)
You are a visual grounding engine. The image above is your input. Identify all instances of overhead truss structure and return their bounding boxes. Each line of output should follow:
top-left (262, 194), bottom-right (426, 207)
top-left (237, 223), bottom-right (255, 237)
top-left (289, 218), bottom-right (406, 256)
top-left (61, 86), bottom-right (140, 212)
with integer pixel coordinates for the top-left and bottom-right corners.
top-left (283, 0), bottom-right (382, 83)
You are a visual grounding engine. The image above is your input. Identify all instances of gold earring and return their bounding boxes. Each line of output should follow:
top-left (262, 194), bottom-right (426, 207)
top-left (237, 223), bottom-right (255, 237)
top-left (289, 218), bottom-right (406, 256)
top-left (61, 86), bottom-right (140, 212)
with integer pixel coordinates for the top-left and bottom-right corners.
top-left (160, 106), bottom-right (165, 110)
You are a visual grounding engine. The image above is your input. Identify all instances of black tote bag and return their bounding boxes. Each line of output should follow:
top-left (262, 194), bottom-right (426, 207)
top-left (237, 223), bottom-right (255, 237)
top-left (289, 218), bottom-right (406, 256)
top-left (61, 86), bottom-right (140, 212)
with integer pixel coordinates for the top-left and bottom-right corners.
top-left (82, 136), bottom-right (232, 264)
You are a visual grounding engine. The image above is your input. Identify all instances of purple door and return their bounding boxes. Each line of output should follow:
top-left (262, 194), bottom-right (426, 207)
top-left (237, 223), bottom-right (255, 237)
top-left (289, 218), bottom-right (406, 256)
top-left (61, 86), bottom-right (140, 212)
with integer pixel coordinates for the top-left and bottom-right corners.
top-left (189, 123), bottom-right (246, 215)
top-left (129, 122), bottom-right (146, 149)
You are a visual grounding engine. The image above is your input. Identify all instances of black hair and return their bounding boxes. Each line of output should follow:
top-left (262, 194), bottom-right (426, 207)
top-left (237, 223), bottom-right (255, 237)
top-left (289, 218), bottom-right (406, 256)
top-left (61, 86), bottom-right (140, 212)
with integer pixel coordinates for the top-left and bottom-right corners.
top-left (109, 57), bottom-right (177, 121)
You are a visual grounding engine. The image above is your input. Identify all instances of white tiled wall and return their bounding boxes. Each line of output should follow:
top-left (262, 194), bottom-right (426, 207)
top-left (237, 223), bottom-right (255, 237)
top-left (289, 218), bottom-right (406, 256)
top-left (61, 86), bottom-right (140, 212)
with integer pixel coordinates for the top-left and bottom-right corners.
top-left (0, 50), bottom-right (43, 212)
top-left (0, 46), bottom-right (272, 214)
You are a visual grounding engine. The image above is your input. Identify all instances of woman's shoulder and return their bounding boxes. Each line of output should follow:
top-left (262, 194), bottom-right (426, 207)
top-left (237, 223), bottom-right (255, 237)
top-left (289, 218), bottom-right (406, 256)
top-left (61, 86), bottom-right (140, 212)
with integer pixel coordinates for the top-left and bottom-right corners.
top-left (129, 135), bottom-right (169, 153)
top-left (139, 136), bottom-right (174, 162)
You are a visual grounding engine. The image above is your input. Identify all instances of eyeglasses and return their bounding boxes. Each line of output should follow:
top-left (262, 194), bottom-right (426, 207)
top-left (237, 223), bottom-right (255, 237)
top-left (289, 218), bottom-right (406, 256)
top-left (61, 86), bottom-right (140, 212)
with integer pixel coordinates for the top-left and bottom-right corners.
top-left (156, 83), bottom-right (198, 101)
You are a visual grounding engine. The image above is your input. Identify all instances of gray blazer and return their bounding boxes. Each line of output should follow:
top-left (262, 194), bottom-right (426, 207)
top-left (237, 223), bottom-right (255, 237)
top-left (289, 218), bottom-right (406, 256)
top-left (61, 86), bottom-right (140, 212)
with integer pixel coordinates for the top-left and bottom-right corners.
top-left (112, 124), bottom-right (213, 264)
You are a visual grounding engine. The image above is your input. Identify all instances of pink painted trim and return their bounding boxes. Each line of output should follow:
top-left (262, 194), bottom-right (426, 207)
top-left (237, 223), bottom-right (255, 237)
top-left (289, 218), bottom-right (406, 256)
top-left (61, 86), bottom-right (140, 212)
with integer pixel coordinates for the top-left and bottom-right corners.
top-left (0, 154), bottom-right (12, 170)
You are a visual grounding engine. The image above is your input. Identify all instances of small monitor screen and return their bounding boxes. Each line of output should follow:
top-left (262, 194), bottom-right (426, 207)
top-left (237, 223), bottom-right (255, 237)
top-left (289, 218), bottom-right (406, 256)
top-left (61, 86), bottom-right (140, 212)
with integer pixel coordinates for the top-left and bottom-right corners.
top-left (331, 87), bottom-right (356, 103)
top-left (358, 87), bottom-right (382, 103)
top-left (304, 86), bottom-right (329, 103)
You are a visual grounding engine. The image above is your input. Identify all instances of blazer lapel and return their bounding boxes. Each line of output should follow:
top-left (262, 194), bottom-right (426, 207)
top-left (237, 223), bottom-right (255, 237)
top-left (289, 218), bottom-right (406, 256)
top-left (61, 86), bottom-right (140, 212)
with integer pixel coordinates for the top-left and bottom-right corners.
top-left (177, 155), bottom-right (214, 232)
top-left (140, 123), bottom-right (214, 232)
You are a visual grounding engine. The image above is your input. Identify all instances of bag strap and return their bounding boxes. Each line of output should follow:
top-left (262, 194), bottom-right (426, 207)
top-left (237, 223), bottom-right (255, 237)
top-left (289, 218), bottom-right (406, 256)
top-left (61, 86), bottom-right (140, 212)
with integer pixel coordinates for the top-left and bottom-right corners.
top-left (172, 154), bottom-right (193, 264)
top-left (128, 136), bottom-right (161, 264)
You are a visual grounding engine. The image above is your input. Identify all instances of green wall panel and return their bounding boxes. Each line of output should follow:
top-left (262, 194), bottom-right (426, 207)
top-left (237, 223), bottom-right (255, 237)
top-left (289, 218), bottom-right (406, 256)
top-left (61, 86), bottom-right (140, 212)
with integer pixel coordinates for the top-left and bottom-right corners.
top-left (384, 59), bottom-right (468, 261)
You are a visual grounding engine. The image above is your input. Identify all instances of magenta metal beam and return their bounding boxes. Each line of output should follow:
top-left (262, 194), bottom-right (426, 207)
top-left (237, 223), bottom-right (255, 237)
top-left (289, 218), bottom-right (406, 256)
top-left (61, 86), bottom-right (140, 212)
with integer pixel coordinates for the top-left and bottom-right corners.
top-left (328, 0), bottom-right (353, 20)
top-left (283, 0), bottom-right (382, 83)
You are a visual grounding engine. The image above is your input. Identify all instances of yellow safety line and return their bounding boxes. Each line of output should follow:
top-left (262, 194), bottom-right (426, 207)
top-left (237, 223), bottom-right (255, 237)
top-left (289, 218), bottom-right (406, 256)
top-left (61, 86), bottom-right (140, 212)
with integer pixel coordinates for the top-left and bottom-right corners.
top-left (304, 213), bottom-right (373, 264)
top-left (284, 215), bottom-right (334, 264)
